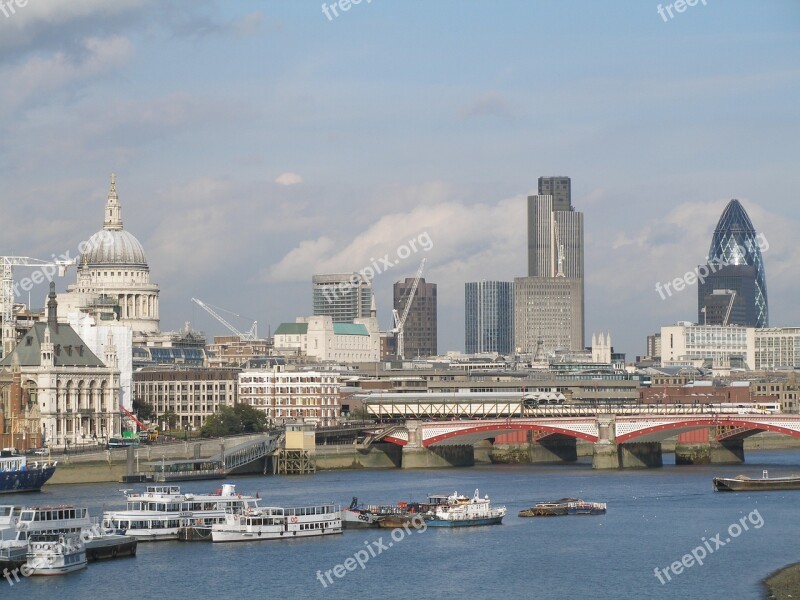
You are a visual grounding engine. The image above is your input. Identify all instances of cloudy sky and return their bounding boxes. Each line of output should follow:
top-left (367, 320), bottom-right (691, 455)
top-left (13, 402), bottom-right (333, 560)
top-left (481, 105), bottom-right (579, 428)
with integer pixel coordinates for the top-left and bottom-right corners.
top-left (1, 0), bottom-right (798, 357)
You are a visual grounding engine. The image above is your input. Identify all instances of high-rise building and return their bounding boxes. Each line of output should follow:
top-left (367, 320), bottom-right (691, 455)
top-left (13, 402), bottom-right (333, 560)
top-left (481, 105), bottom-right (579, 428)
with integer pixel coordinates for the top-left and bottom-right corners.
top-left (517, 176), bottom-right (584, 355)
top-left (698, 199), bottom-right (768, 327)
top-left (393, 278), bottom-right (437, 358)
top-left (312, 273), bottom-right (373, 323)
top-left (465, 281), bottom-right (513, 354)
top-left (698, 285), bottom-right (749, 326)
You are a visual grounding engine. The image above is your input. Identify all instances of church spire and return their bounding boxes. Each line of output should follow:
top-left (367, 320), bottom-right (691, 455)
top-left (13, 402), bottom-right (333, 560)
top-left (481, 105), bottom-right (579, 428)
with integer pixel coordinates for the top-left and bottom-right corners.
top-left (103, 173), bottom-right (123, 231)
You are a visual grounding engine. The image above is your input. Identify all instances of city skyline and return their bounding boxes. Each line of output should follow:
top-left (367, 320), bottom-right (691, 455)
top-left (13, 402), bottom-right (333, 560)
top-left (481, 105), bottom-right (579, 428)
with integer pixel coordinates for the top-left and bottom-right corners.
top-left (1, 2), bottom-right (798, 358)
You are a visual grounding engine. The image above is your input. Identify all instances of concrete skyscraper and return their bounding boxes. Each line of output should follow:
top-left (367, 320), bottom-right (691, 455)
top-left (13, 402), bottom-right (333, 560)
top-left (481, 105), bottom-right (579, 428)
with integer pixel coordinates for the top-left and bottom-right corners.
top-left (312, 273), bottom-right (373, 322)
top-left (393, 278), bottom-right (437, 358)
top-left (698, 199), bottom-right (768, 328)
top-left (465, 281), bottom-right (514, 354)
top-left (515, 176), bottom-right (584, 355)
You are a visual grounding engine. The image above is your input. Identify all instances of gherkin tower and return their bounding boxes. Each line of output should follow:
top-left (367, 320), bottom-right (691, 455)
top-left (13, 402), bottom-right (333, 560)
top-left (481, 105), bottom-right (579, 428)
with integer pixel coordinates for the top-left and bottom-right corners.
top-left (703, 199), bottom-right (768, 327)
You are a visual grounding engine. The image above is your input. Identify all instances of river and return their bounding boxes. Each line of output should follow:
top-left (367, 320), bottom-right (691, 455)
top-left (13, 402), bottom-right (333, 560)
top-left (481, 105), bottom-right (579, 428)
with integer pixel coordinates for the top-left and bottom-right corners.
top-left (5, 450), bottom-right (800, 599)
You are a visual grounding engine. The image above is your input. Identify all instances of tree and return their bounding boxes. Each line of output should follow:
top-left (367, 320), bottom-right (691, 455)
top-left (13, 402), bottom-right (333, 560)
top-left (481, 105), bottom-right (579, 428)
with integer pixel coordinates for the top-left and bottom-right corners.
top-left (132, 397), bottom-right (154, 422)
top-left (161, 410), bottom-right (179, 430)
top-left (200, 404), bottom-right (267, 438)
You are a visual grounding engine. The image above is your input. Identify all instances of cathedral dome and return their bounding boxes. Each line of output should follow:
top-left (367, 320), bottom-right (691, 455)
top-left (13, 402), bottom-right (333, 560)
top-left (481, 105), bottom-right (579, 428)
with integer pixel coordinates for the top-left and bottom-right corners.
top-left (80, 174), bottom-right (149, 269)
top-left (81, 229), bottom-right (148, 268)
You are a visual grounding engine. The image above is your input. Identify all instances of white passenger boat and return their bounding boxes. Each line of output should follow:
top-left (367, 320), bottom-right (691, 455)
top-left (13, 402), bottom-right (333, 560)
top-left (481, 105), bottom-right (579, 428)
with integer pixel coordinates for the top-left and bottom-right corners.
top-left (26, 533), bottom-right (87, 576)
top-left (103, 483), bottom-right (259, 541)
top-left (2, 504), bottom-right (136, 559)
top-left (424, 489), bottom-right (506, 527)
top-left (211, 503), bottom-right (342, 542)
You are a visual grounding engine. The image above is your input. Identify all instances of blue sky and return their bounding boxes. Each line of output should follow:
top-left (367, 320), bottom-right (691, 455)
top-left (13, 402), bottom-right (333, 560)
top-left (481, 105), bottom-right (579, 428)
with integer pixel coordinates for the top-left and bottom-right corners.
top-left (1, 0), bottom-right (798, 356)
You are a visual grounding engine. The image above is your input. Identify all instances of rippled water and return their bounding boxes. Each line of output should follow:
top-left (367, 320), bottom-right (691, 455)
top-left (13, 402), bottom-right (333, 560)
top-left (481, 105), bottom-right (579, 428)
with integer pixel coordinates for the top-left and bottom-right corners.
top-left (5, 450), bottom-right (800, 599)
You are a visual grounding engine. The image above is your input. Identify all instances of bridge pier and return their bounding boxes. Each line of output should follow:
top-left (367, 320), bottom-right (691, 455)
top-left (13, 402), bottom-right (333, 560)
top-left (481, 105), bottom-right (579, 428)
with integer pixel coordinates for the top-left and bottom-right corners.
top-left (675, 430), bottom-right (745, 465)
top-left (490, 432), bottom-right (577, 464)
top-left (400, 420), bottom-right (474, 468)
top-left (619, 442), bottom-right (663, 468)
top-left (592, 415), bottom-right (619, 469)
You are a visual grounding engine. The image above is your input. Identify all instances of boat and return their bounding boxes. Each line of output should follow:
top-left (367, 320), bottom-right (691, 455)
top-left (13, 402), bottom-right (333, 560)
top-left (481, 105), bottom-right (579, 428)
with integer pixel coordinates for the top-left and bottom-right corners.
top-left (211, 503), bottom-right (342, 542)
top-left (102, 483), bottom-right (259, 541)
top-left (26, 533), bottom-right (87, 576)
top-left (566, 501), bottom-right (607, 515)
top-left (0, 448), bottom-right (57, 494)
top-left (518, 498), bottom-right (578, 517)
top-left (424, 489), bottom-right (506, 527)
top-left (2, 504), bottom-right (136, 560)
top-left (343, 497), bottom-right (413, 529)
top-left (713, 469), bottom-right (800, 492)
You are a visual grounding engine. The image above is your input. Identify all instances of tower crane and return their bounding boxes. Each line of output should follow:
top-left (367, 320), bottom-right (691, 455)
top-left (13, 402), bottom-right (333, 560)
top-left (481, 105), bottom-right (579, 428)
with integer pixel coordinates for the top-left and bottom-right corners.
top-left (1, 256), bottom-right (77, 355)
top-left (191, 297), bottom-right (258, 341)
top-left (391, 258), bottom-right (426, 360)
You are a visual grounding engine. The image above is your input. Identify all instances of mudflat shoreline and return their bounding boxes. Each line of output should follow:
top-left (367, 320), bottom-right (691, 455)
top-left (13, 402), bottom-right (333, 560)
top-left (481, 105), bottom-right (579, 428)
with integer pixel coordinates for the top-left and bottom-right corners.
top-left (764, 562), bottom-right (800, 599)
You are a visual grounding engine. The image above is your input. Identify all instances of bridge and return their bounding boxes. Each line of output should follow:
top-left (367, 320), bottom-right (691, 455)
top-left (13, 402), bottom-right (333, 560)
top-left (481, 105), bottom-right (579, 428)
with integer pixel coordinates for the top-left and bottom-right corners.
top-left (365, 412), bottom-right (800, 469)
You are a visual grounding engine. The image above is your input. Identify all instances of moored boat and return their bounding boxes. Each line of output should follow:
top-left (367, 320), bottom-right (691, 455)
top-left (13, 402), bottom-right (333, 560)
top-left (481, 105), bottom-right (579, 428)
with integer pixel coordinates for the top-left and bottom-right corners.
top-left (424, 489), bottom-right (506, 527)
top-left (0, 449), bottom-right (57, 494)
top-left (211, 503), bottom-right (341, 542)
top-left (342, 497), bottom-right (394, 529)
top-left (518, 498), bottom-right (578, 517)
top-left (713, 470), bottom-right (800, 492)
top-left (26, 533), bottom-right (87, 576)
top-left (566, 501), bottom-right (607, 515)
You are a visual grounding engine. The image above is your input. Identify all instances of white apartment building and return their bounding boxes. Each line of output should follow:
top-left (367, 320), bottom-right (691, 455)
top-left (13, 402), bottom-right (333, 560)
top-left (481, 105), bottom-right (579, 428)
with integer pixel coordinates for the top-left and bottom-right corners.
top-left (238, 369), bottom-right (341, 426)
top-left (273, 315), bottom-right (380, 362)
top-left (661, 322), bottom-right (755, 370)
top-left (754, 328), bottom-right (800, 370)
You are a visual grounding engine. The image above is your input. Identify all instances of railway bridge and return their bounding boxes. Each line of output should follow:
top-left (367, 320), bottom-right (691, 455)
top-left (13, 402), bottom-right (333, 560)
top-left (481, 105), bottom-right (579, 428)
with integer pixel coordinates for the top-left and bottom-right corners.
top-left (368, 412), bottom-right (800, 469)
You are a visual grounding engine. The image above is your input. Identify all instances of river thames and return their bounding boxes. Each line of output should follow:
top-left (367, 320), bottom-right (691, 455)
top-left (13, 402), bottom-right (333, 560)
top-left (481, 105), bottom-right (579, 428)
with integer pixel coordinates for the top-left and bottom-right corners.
top-left (5, 450), bottom-right (800, 599)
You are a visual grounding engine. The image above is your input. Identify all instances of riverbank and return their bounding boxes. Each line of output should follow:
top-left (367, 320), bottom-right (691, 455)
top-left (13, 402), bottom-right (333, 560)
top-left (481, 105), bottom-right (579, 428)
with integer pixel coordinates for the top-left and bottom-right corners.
top-left (763, 562), bottom-right (800, 599)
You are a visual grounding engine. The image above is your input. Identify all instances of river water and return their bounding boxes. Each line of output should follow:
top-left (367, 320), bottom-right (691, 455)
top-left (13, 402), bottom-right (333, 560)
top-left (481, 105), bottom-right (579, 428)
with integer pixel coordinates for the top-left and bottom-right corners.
top-left (5, 450), bottom-right (800, 599)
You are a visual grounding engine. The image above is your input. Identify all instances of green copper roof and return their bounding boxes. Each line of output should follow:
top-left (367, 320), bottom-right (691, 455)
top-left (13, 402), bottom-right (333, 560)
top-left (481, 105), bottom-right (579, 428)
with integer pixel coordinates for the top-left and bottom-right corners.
top-left (333, 323), bottom-right (369, 336)
top-left (274, 323), bottom-right (309, 335)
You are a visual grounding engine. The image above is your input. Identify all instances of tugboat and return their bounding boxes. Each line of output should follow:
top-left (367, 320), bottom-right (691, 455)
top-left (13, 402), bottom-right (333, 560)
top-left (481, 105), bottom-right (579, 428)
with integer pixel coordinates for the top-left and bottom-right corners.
top-left (343, 497), bottom-right (398, 529)
top-left (424, 489), bottom-right (506, 527)
top-left (0, 449), bottom-right (57, 494)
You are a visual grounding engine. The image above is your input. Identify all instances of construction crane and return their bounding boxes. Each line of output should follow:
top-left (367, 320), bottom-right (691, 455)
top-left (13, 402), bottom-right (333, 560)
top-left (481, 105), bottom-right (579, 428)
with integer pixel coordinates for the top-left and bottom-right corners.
top-left (1, 256), bottom-right (76, 355)
top-left (119, 404), bottom-right (158, 442)
top-left (191, 297), bottom-right (258, 341)
top-left (391, 258), bottom-right (426, 360)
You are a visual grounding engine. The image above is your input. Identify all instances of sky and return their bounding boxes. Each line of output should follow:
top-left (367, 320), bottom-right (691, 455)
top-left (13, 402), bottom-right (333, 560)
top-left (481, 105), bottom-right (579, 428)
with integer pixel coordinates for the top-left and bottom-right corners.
top-left (0, 0), bottom-right (798, 358)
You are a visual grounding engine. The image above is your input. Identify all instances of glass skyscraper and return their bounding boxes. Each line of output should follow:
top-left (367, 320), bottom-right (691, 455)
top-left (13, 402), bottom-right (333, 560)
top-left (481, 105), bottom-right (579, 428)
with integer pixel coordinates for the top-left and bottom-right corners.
top-left (465, 281), bottom-right (513, 354)
top-left (699, 199), bottom-right (768, 328)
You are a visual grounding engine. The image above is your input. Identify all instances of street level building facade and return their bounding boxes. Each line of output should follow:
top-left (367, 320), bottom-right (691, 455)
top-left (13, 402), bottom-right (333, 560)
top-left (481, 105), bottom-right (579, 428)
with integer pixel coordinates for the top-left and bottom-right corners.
top-left (465, 281), bottom-right (513, 354)
top-left (393, 277), bottom-right (437, 358)
top-left (0, 284), bottom-right (121, 448)
top-left (238, 369), bottom-right (340, 426)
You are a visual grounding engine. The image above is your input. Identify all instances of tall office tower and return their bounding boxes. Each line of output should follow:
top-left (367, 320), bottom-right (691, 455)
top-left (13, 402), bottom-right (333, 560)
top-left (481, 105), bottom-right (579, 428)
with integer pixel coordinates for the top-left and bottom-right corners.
top-left (698, 199), bottom-right (768, 327)
top-left (465, 281), bottom-right (514, 354)
top-left (517, 176), bottom-right (584, 354)
top-left (393, 278), bottom-right (437, 358)
top-left (312, 273), bottom-right (373, 322)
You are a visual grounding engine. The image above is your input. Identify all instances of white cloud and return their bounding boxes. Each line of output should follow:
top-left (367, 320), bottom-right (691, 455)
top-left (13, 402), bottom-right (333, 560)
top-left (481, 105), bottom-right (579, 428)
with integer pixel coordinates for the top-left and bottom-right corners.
top-left (275, 172), bottom-right (303, 186)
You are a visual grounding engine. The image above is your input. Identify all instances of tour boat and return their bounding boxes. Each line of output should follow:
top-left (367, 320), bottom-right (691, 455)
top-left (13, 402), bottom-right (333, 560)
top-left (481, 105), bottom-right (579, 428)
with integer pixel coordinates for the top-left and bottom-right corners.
top-left (0, 449), bottom-right (57, 494)
top-left (26, 533), bottom-right (87, 576)
top-left (2, 504), bottom-right (136, 560)
top-left (211, 503), bottom-right (341, 542)
top-left (102, 483), bottom-right (259, 541)
top-left (424, 489), bottom-right (506, 527)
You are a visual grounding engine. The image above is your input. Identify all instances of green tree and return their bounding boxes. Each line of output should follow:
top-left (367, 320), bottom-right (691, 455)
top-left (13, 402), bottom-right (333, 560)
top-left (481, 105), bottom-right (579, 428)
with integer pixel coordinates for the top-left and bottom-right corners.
top-left (161, 410), bottom-right (179, 430)
top-left (132, 397), bottom-right (154, 422)
top-left (200, 404), bottom-right (267, 438)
